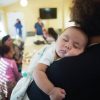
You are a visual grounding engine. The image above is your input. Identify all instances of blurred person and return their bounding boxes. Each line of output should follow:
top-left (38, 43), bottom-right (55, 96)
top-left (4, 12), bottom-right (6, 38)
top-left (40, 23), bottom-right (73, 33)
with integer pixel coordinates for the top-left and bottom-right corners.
top-left (34, 17), bottom-right (44, 36)
top-left (43, 27), bottom-right (58, 43)
top-left (2, 35), bottom-right (23, 72)
top-left (15, 18), bottom-right (23, 39)
top-left (0, 45), bottom-right (21, 99)
top-left (34, 17), bottom-right (46, 45)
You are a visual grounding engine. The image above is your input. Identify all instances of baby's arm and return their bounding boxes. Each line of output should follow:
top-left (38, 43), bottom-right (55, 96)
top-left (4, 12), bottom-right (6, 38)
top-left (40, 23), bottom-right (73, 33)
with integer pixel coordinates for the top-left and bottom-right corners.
top-left (33, 63), bottom-right (66, 100)
top-left (49, 87), bottom-right (66, 100)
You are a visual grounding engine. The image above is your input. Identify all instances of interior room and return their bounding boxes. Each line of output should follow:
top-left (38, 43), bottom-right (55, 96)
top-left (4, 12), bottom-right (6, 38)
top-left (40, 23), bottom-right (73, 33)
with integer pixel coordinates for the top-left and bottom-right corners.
top-left (0, 0), bottom-right (73, 71)
top-left (0, 0), bottom-right (73, 38)
top-left (0, 0), bottom-right (73, 97)
top-left (0, 0), bottom-right (100, 99)
top-left (0, 1), bottom-right (74, 98)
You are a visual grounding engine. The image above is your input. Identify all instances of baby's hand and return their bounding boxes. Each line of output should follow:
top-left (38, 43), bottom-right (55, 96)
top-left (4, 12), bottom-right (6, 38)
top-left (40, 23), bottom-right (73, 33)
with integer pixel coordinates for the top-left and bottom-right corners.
top-left (49, 87), bottom-right (66, 100)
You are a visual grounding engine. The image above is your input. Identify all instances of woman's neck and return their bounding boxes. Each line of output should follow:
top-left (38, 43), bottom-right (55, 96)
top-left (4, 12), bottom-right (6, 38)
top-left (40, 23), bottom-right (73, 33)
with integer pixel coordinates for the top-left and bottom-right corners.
top-left (90, 36), bottom-right (100, 44)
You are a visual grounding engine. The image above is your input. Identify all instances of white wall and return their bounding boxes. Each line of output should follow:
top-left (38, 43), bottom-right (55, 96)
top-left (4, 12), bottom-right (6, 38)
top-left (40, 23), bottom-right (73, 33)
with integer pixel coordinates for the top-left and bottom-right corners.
top-left (0, 11), bottom-right (7, 39)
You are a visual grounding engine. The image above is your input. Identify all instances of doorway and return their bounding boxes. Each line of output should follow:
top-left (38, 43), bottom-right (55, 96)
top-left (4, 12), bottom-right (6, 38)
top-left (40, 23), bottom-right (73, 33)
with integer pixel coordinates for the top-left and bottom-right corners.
top-left (7, 12), bottom-right (26, 41)
top-left (0, 11), bottom-right (7, 40)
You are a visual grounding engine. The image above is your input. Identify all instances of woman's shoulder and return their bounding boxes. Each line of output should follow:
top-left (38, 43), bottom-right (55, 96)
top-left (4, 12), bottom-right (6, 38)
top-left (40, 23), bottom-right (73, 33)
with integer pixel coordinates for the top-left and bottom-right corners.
top-left (87, 43), bottom-right (100, 52)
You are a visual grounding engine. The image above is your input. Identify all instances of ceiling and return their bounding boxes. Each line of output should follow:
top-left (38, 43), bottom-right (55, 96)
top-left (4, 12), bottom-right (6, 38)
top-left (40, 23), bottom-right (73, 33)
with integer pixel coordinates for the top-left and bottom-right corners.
top-left (0, 0), bottom-right (62, 7)
top-left (0, 0), bottom-right (19, 7)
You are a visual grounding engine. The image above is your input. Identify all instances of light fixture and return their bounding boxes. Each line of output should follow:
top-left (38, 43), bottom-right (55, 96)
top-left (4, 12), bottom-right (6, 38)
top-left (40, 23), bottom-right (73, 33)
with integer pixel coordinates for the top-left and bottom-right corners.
top-left (20, 0), bottom-right (28, 7)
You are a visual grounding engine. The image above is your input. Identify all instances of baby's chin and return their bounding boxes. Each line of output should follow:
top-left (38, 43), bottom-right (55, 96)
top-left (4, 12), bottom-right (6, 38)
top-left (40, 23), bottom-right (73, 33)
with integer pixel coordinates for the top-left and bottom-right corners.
top-left (61, 53), bottom-right (74, 57)
top-left (57, 51), bottom-right (74, 58)
top-left (66, 53), bottom-right (82, 57)
top-left (57, 53), bottom-right (67, 58)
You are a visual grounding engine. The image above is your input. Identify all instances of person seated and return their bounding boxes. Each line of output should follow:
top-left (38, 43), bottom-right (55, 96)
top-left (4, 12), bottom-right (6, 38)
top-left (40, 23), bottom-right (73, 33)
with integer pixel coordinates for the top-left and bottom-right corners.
top-left (43, 27), bottom-right (58, 43)
top-left (10, 26), bottom-right (88, 100)
top-left (2, 35), bottom-right (23, 72)
top-left (0, 45), bottom-right (21, 99)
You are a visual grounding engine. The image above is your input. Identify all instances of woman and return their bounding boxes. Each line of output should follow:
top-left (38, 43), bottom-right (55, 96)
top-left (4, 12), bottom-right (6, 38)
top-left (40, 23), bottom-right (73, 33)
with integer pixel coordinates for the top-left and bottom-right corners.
top-left (11, 0), bottom-right (100, 100)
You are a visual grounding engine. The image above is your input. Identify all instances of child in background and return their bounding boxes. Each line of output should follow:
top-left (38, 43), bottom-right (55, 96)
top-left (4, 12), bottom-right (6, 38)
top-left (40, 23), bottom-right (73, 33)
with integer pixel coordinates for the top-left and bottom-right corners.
top-left (10, 26), bottom-right (88, 100)
top-left (0, 45), bottom-right (21, 99)
top-left (2, 35), bottom-right (23, 72)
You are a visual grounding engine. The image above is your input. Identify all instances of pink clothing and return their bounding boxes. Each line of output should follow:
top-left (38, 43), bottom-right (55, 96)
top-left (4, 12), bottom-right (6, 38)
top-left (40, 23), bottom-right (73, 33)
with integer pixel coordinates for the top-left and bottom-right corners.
top-left (0, 57), bottom-right (21, 83)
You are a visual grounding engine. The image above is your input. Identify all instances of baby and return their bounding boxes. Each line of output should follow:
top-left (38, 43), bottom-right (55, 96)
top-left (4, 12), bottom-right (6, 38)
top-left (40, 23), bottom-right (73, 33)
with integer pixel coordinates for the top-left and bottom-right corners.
top-left (33, 26), bottom-right (88, 100)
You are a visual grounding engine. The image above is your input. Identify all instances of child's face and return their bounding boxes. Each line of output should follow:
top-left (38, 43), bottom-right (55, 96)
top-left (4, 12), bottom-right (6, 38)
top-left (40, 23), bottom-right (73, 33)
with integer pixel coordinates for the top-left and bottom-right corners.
top-left (5, 49), bottom-right (14, 59)
top-left (5, 37), bottom-right (13, 47)
top-left (55, 28), bottom-right (87, 58)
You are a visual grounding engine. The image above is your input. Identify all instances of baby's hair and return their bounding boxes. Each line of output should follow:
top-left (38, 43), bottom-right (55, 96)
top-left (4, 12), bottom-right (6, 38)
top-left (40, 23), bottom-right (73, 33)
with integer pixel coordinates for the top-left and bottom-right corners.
top-left (63, 26), bottom-right (89, 47)
top-left (65, 26), bottom-right (88, 38)
top-left (0, 45), bottom-right (11, 57)
top-left (64, 26), bottom-right (86, 35)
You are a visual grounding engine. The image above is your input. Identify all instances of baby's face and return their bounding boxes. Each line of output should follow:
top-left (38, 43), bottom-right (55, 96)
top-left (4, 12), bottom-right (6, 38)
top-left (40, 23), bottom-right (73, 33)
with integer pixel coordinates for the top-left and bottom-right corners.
top-left (55, 28), bottom-right (87, 58)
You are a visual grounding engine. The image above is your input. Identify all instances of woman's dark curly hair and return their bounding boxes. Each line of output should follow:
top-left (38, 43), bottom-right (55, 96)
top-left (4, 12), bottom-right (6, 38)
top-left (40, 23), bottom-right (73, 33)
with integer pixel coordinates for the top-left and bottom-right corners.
top-left (70, 0), bottom-right (100, 37)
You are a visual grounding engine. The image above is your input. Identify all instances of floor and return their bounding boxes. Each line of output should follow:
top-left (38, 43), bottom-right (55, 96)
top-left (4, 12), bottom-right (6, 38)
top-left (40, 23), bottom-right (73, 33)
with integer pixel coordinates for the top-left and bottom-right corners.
top-left (22, 36), bottom-right (46, 72)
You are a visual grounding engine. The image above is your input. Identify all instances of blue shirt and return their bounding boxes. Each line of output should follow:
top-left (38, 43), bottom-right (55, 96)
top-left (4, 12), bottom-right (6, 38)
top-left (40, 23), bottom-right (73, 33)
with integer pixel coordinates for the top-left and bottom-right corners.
top-left (15, 22), bottom-right (22, 30)
top-left (35, 22), bottom-right (44, 35)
